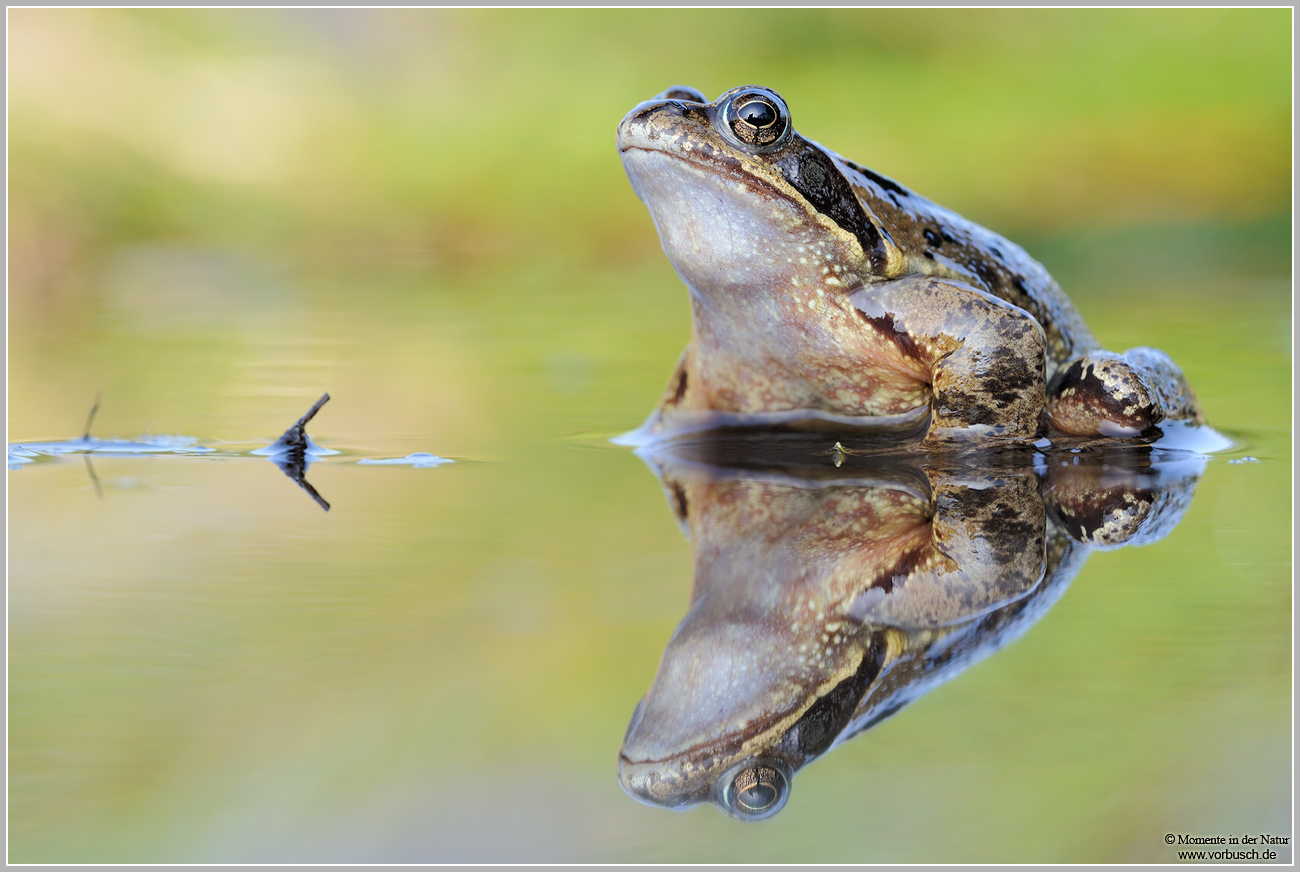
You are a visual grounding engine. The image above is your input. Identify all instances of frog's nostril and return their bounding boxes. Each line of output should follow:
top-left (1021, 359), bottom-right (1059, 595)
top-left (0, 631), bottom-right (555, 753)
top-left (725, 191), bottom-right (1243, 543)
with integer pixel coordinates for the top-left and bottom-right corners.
top-left (656, 86), bottom-right (707, 104)
top-left (625, 100), bottom-right (683, 125)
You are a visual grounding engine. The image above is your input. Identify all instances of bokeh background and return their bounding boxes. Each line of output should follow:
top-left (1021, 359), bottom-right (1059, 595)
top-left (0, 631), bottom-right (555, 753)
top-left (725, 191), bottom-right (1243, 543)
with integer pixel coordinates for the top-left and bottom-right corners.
top-left (8, 8), bottom-right (1292, 863)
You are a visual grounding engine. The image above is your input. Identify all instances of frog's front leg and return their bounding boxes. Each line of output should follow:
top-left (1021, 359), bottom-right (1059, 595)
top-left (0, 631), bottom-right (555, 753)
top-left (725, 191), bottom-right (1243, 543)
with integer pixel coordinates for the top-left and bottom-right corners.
top-left (847, 468), bottom-right (1047, 629)
top-left (848, 276), bottom-right (1047, 441)
top-left (1046, 347), bottom-right (1203, 437)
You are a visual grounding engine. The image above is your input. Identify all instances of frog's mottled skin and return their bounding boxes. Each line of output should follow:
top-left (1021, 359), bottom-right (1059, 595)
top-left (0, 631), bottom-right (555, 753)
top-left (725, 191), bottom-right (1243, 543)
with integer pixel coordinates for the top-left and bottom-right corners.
top-left (617, 438), bottom-right (1204, 819)
top-left (617, 86), bottom-right (1203, 442)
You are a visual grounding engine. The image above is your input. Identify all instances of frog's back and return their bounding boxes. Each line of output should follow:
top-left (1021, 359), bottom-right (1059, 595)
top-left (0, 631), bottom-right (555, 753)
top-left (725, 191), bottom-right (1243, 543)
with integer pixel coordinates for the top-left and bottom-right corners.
top-left (838, 156), bottom-right (1098, 371)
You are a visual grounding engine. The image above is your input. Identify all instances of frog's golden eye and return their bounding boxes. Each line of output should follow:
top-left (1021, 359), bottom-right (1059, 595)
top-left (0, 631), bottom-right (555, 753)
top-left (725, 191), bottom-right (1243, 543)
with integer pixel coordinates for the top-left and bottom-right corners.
top-left (719, 87), bottom-right (791, 151)
top-left (716, 759), bottom-right (791, 820)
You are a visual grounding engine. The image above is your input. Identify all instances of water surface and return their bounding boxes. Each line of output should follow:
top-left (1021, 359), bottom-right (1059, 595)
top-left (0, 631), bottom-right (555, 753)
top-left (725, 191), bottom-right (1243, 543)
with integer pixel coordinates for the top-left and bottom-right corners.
top-left (10, 252), bottom-right (1291, 863)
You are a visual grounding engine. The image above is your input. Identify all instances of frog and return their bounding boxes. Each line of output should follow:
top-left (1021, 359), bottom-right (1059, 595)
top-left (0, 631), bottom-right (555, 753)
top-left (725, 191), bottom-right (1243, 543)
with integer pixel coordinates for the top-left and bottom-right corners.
top-left (616, 85), bottom-right (1204, 443)
top-left (617, 436), bottom-right (1206, 820)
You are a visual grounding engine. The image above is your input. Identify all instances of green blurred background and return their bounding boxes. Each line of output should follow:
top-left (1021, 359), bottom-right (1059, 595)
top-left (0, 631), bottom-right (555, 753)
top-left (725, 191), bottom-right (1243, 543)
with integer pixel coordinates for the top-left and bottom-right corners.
top-left (8, 8), bottom-right (1292, 863)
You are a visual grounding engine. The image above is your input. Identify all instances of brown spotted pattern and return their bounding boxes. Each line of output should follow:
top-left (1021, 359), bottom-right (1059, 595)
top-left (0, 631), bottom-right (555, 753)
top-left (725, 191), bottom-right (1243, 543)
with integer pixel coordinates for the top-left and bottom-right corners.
top-left (617, 86), bottom-right (1205, 442)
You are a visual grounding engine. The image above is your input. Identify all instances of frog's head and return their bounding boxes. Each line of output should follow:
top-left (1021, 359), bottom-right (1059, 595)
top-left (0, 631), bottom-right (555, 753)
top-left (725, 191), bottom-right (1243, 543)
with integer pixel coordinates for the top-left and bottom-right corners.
top-left (617, 607), bottom-right (891, 822)
top-left (617, 85), bottom-right (905, 303)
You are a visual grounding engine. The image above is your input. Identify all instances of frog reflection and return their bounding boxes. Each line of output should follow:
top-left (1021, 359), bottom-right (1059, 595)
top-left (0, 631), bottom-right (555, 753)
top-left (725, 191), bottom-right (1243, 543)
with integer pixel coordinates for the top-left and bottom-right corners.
top-left (618, 436), bottom-right (1204, 820)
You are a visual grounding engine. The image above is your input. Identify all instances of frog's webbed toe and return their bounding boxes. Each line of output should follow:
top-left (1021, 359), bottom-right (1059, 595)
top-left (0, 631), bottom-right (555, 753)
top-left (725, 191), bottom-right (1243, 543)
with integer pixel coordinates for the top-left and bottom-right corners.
top-left (1046, 347), bottom-right (1202, 438)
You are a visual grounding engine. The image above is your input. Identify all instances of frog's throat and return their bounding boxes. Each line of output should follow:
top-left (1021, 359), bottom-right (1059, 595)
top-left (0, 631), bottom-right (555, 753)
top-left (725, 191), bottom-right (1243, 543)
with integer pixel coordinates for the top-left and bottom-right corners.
top-left (617, 628), bottom-right (907, 811)
top-left (620, 146), bottom-right (869, 296)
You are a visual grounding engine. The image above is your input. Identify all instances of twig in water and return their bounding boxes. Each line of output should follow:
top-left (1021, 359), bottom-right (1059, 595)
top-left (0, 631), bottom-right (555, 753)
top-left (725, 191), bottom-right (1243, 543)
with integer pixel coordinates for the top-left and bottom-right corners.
top-left (296, 476), bottom-right (331, 512)
top-left (274, 392), bottom-right (331, 452)
top-left (83, 390), bottom-right (103, 440)
top-left (265, 393), bottom-right (333, 512)
top-left (83, 455), bottom-right (103, 500)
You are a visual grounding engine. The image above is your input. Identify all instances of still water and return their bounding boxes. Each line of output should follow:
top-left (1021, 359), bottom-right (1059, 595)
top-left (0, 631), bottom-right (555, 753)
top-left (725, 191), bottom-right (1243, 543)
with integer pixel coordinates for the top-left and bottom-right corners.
top-left (8, 247), bottom-right (1291, 863)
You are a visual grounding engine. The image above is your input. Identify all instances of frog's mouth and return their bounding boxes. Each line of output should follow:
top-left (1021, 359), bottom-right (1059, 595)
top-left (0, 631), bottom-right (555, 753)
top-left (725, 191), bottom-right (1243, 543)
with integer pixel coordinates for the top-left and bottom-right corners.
top-left (614, 645), bottom-right (822, 812)
top-left (616, 624), bottom-right (894, 815)
top-left (618, 141), bottom-right (802, 217)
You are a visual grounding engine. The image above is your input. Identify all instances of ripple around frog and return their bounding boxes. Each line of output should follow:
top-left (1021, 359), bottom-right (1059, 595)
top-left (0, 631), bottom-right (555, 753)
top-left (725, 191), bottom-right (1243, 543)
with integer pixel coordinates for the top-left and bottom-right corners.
top-left (616, 431), bottom-right (1208, 821)
top-left (612, 403), bottom-right (1233, 459)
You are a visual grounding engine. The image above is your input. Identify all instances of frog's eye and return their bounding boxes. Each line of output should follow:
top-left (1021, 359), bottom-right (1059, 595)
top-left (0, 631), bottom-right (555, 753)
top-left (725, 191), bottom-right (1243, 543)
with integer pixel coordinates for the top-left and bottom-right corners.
top-left (720, 88), bottom-right (791, 151)
top-left (716, 759), bottom-right (791, 820)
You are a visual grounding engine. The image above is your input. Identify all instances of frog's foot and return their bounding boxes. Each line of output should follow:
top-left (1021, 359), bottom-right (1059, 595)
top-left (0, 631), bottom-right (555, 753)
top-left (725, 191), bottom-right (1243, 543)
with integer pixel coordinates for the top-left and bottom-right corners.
top-left (1046, 347), bottom-right (1202, 438)
top-left (1044, 452), bottom-right (1203, 549)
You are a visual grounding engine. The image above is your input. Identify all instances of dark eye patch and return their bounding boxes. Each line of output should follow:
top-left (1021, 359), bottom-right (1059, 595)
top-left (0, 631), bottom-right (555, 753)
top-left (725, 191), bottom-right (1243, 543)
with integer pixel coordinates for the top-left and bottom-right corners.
top-left (790, 634), bottom-right (888, 757)
top-left (841, 158), bottom-right (909, 197)
top-left (773, 139), bottom-right (885, 273)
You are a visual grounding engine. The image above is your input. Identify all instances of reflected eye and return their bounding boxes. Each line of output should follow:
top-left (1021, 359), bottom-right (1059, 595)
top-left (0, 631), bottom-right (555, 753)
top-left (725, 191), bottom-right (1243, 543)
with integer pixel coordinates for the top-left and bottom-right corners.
top-left (733, 767), bottom-right (780, 811)
top-left (721, 88), bottom-right (791, 150)
top-left (717, 760), bottom-right (791, 820)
